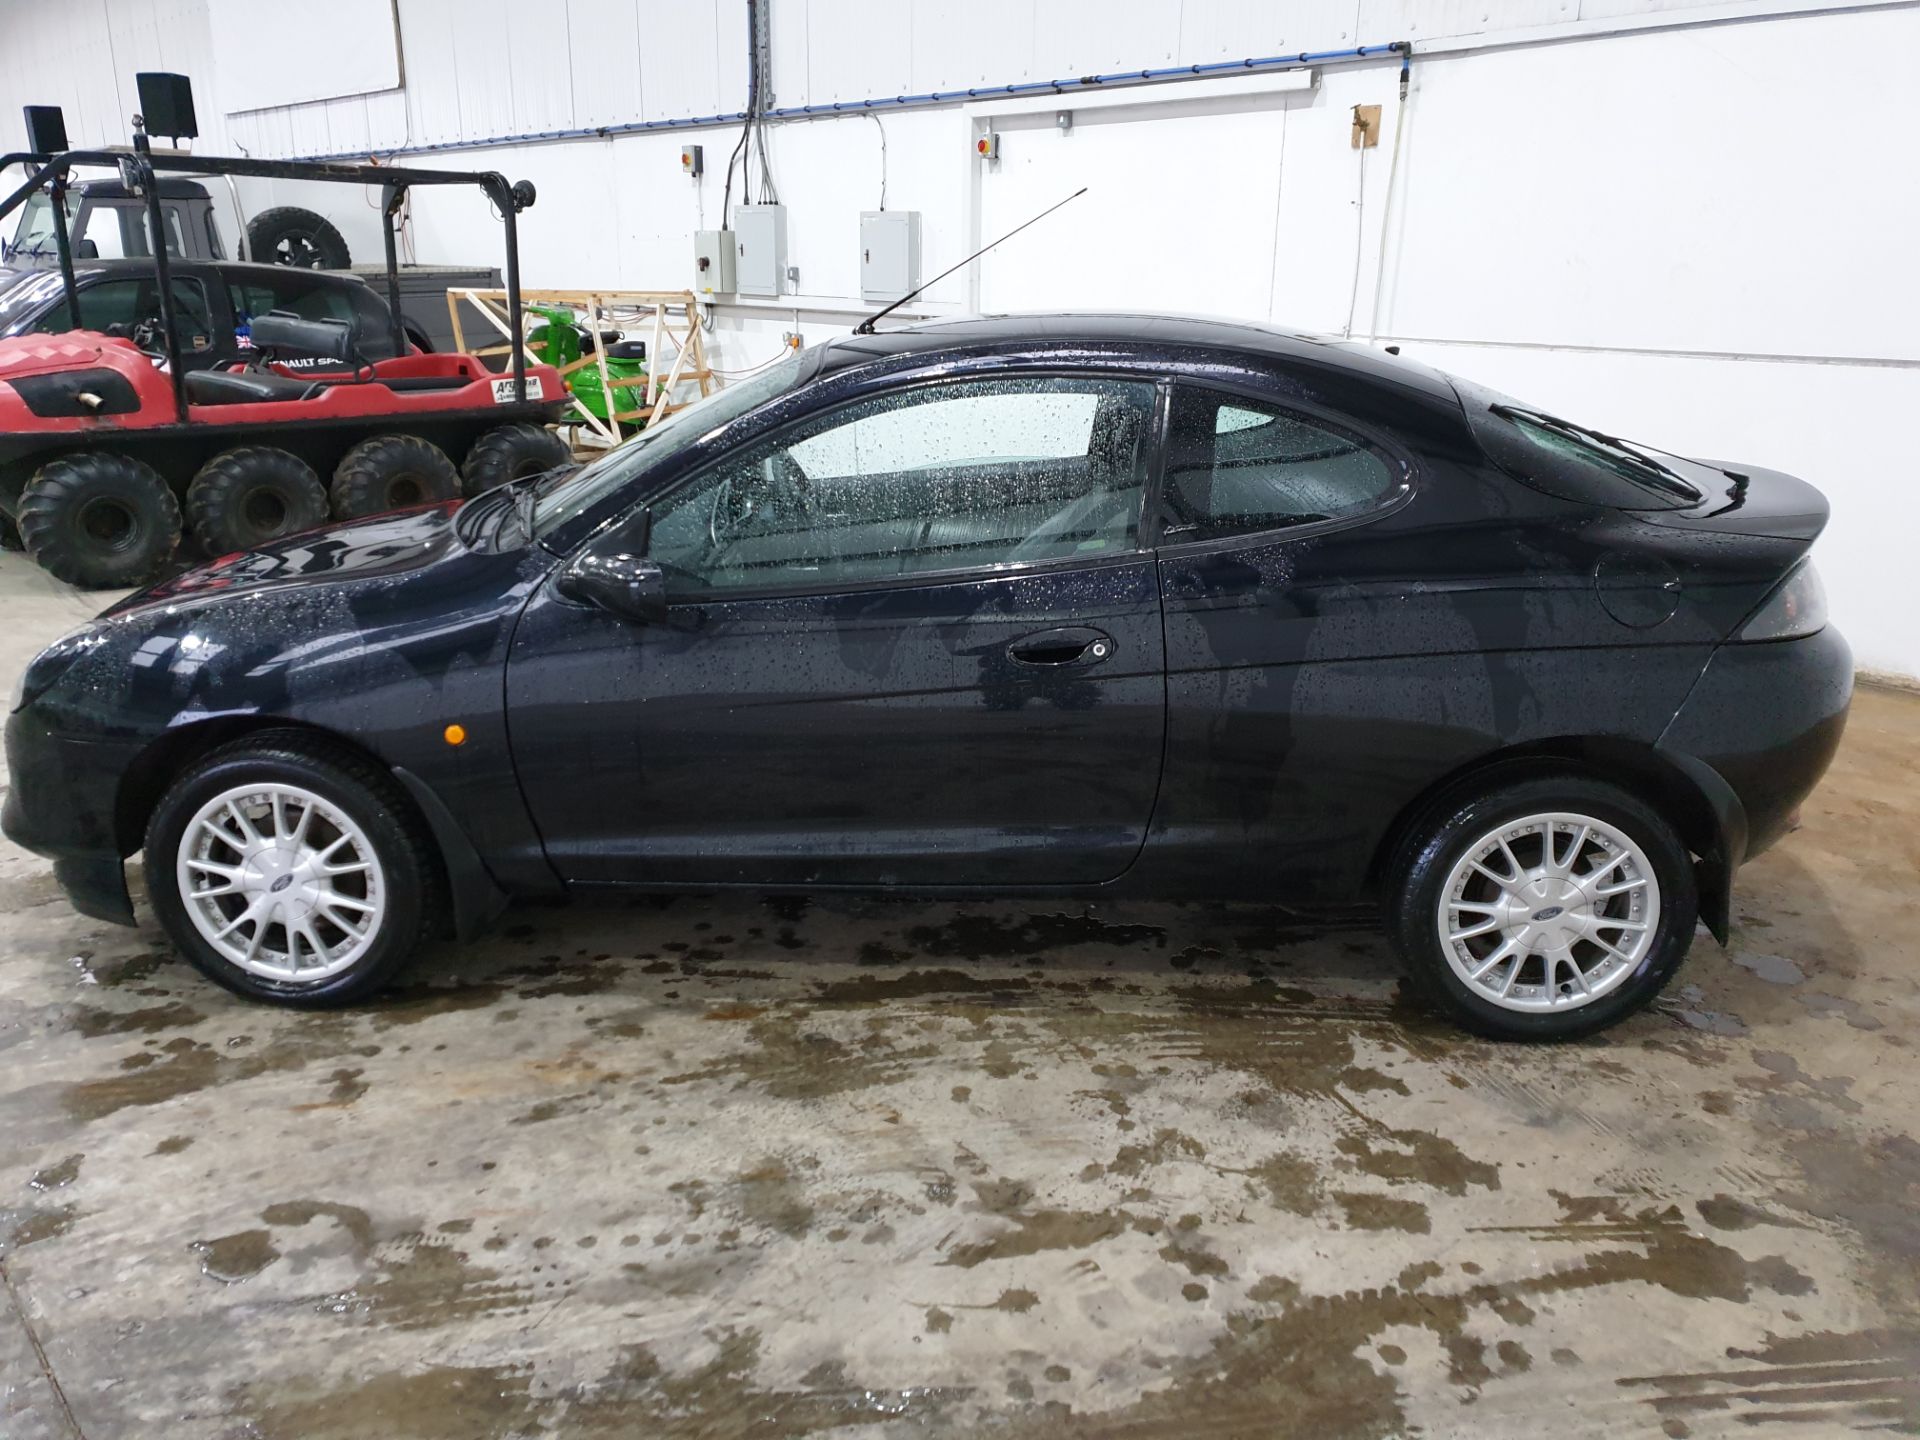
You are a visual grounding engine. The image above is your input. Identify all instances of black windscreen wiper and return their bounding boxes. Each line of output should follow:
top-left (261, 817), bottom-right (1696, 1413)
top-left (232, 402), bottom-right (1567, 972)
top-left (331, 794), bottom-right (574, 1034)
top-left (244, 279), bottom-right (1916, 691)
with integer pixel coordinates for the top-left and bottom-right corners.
top-left (1493, 406), bottom-right (1699, 500)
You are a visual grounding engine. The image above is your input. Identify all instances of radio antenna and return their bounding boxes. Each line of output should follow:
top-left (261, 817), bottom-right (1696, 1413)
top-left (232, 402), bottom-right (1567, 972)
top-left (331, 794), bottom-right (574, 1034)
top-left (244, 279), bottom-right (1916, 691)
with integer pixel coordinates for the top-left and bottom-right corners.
top-left (854, 186), bottom-right (1088, 335)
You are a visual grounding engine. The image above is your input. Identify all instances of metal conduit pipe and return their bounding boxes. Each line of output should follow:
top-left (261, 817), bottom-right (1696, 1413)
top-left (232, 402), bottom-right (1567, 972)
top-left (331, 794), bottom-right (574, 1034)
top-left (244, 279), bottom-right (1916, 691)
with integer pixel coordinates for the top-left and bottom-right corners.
top-left (292, 42), bottom-right (1409, 163)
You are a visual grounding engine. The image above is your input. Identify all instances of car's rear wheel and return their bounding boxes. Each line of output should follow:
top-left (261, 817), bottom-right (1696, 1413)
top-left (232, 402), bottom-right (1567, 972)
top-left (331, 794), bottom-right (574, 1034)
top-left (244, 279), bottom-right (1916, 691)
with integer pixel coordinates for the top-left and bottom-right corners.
top-left (186, 447), bottom-right (330, 556)
top-left (1389, 775), bottom-right (1697, 1041)
top-left (144, 731), bottom-right (443, 1005)
top-left (18, 452), bottom-right (181, 588)
top-left (330, 434), bottom-right (461, 520)
top-left (460, 423), bottom-right (572, 496)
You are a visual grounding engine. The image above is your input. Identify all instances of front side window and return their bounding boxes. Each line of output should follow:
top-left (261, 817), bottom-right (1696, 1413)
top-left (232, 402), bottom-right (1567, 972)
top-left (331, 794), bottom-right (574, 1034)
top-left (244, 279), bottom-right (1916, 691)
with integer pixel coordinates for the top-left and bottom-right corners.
top-left (40, 277), bottom-right (214, 349)
top-left (644, 376), bottom-right (1156, 594)
top-left (1162, 387), bottom-right (1403, 542)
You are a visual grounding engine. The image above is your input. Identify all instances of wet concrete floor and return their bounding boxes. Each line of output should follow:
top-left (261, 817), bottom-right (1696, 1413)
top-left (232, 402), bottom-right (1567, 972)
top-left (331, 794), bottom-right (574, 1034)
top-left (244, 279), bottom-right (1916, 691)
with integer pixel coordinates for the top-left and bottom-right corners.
top-left (0, 560), bottom-right (1916, 1438)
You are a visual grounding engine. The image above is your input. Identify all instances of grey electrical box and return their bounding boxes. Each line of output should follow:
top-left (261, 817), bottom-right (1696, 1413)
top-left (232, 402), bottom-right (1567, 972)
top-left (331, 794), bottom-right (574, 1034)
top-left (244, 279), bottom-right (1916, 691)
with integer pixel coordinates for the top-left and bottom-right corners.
top-left (733, 204), bottom-right (787, 298)
top-left (859, 210), bottom-right (921, 303)
top-left (694, 229), bottom-right (735, 296)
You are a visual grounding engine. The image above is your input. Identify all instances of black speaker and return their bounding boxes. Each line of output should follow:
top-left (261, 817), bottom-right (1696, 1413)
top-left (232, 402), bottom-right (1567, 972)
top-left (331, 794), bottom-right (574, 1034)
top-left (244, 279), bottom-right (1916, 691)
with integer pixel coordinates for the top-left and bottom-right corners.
top-left (135, 72), bottom-right (198, 140)
top-left (23, 105), bottom-right (68, 156)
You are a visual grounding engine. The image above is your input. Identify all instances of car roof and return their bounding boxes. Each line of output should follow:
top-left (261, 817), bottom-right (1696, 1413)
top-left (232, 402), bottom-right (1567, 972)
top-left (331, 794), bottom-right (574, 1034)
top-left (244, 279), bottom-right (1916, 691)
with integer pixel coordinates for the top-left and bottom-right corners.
top-left (816, 311), bottom-right (1459, 402)
top-left (69, 176), bottom-right (211, 200)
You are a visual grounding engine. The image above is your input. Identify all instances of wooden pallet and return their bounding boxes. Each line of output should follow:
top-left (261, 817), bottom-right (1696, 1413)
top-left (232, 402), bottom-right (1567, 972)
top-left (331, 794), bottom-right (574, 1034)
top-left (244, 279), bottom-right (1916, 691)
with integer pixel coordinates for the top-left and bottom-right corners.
top-left (445, 287), bottom-right (715, 445)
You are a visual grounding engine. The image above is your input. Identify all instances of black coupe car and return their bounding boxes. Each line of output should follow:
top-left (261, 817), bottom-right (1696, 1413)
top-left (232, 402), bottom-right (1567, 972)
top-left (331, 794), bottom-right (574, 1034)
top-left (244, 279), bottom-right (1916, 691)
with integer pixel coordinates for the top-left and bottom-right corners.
top-left (2, 315), bottom-right (1850, 1040)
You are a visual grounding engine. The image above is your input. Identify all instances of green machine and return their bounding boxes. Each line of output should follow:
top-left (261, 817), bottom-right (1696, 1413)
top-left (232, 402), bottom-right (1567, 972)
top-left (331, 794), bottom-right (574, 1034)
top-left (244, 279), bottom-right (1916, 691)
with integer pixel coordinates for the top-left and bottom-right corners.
top-left (526, 305), bottom-right (649, 432)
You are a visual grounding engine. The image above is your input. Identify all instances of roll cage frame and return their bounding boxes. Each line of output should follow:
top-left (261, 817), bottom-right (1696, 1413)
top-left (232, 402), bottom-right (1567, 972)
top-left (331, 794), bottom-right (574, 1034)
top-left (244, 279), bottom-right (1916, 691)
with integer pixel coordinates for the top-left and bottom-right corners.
top-left (0, 119), bottom-right (536, 424)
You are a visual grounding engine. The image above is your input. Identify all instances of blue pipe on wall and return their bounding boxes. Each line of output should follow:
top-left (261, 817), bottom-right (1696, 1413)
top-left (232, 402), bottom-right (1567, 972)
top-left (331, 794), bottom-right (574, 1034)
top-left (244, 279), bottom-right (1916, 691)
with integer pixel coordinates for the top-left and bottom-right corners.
top-left (295, 41), bottom-right (1407, 163)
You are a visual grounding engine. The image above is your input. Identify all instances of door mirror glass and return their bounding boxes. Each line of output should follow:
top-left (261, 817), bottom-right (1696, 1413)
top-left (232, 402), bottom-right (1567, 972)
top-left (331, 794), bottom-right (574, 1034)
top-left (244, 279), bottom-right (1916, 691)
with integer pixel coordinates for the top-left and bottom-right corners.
top-left (556, 549), bottom-right (668, 624)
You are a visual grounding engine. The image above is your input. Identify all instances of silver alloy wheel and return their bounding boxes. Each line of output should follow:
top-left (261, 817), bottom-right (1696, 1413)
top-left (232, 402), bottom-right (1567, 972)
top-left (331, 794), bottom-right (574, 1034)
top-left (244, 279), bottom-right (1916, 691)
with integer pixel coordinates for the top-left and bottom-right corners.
top-left (176, 782), bottom-right (385, 984)
top-left (1435, 810), bottom-right (1660, 1013)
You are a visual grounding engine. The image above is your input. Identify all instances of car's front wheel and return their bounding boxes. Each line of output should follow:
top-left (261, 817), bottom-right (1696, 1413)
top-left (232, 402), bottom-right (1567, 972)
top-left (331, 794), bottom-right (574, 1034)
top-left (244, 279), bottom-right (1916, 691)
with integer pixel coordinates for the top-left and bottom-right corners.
top-left (1389, 775), bottom-right (1697, 1041)
top-left (145, 731), bottom-right (443, 1005)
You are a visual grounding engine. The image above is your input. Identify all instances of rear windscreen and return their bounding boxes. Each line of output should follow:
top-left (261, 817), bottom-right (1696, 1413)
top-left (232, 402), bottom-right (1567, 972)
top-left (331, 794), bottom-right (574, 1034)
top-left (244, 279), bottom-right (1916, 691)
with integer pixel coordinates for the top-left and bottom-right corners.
top-left (1451, 375), bottom-right (1704, 510)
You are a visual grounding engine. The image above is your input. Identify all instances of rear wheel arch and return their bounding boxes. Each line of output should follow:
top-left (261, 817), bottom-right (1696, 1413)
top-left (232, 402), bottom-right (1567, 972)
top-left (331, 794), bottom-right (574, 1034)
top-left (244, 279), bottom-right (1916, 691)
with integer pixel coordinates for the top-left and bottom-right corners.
top-left (1369, 737), bottom-right (1732, 940)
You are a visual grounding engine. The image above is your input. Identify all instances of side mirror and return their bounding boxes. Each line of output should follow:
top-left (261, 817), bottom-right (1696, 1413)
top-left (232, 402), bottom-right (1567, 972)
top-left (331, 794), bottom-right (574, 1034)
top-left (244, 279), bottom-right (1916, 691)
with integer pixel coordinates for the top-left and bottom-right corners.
top-left (556, 549), bottom-right (668, 625)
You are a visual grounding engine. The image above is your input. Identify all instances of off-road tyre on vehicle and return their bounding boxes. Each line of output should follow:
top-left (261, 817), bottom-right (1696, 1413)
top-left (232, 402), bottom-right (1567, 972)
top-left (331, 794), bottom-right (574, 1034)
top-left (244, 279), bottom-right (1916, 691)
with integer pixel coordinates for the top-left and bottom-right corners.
top-left (185, 447), bottom-right (331, 556)
top-left (1388, 773), bottom-right (1698, 1042)
top-left (18, 452), bottom-right (181, 588)
top-left (245, 206), bottom-right (351, 269)
top-left (145, 728), bottom-right (447, 1006)
top-left (330, 435), bottom-right (461, 520)
top-left (460, 423), bottom-right (572, 496)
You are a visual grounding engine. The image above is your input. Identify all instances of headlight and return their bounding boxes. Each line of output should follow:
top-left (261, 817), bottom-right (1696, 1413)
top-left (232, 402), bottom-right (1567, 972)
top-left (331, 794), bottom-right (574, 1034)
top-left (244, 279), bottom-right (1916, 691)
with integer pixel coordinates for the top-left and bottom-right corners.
top-left (10, 622), bottom-right (105, 712)
top-left (1737, 560), bottom-right (1828, 642)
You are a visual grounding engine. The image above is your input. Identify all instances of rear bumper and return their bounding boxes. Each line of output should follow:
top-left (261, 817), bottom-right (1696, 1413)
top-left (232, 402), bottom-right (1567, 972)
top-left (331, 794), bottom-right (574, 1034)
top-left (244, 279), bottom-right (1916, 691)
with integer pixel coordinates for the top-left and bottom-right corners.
top-left (1659, 625), bottom-right (1852, 920)
top-left (2, 708), bottom-right (140, 926)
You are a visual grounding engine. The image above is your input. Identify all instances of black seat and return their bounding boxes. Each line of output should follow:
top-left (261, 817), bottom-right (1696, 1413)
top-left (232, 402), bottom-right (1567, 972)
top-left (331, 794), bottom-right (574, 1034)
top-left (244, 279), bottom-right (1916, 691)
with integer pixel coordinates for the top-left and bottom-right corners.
top-left (185, 369), bottom-right (320, 406)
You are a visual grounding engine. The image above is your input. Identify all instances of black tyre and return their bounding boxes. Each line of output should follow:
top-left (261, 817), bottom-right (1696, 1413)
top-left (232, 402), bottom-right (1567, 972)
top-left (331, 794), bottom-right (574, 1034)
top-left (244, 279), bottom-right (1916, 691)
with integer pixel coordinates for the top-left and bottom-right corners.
top-left (460, 423), bottom-right (572, 496)
top-left (245, 206), bottom-right (351, 269)
top-left (330, 434), bottom-right (461, 519)
top-left (144, 729), bottom-right (445, 1006)
top-left (1388, 774), bottom-right (1698, 1042)
top-left (185, 447), bottom-right (331, 556)
top-left (18, 452), bottom-right (181, 589)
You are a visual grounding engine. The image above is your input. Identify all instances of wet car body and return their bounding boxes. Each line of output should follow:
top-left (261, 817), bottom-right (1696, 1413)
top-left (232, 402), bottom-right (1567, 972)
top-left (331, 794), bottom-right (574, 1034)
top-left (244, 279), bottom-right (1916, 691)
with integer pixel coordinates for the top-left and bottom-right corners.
top-left (3, 315), bottom-right (1850, 978)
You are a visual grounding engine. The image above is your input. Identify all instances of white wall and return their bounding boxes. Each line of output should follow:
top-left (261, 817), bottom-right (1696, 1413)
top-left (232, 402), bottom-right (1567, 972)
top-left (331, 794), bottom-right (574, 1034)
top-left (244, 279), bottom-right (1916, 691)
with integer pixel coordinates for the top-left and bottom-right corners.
top-left (2, 0), bottom-right (1915, 677)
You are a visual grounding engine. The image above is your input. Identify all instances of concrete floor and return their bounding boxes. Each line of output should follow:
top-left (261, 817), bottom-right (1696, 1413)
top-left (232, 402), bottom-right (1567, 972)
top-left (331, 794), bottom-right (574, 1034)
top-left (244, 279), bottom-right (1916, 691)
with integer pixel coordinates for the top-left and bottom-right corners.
top-left (0, 557), bottom-right (1915, 1440)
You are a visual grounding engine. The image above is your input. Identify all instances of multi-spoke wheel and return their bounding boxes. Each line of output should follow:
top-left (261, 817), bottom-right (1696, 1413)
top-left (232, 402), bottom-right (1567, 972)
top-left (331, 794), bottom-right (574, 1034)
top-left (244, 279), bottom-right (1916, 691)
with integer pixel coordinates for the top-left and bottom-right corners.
top-left (1391, 775), bottom-right (1697, 1041)
top-left (178, 784), bottom-right (384, 984)
top-left (145, 731), bottom-right (443, 1004)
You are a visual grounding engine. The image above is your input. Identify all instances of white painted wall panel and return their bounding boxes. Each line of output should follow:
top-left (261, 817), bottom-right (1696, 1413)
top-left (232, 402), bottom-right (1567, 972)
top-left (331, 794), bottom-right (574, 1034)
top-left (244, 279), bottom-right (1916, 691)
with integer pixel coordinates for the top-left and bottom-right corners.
top-left (1361, 0), bottom-right (1572, 43)
top-left (503, 6), bottom-right (577, 135)
top-left (207, 0), bottom-right (400, 113)
top-left (395, 0), bottom-right (467, 146)
top-left (803, 0), bottom-right (912, 106)
top-left (1379, 7), bottom-right (1920, 361)
top-left (1031, 0), bottom-right (1181, 72)
top-left (639, 2), bottom-right (728, 121)
top-left (977, 91), bottom-right (1296, 315)
top-left (565, 0), bottom-right (645, 127)
top-left (910, 0), bottom-right (1033, 91)
top-left (447, 0), bottom-right (519, 143)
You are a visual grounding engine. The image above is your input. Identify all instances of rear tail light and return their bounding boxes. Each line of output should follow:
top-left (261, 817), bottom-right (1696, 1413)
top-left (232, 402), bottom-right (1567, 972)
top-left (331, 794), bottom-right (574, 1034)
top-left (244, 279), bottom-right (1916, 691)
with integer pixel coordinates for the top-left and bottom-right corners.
top-left (1737, 560), bottom-right (1828, 642)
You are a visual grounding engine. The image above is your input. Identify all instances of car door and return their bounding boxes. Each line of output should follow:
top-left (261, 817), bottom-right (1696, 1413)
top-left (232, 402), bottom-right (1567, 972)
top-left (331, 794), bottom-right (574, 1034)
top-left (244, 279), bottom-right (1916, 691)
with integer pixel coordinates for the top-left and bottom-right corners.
top-left (1146, 382), bottom-right (1426, 898)
top-left (506, 372), bottom-right (1169, 888)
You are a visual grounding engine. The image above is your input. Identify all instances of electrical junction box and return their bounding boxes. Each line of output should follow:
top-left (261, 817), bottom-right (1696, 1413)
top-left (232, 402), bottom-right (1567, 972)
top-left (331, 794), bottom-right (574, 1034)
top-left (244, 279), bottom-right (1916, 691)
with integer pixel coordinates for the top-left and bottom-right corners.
top-left (680, 143), bottom-right (703, 176)
top-left (733, 204), bottom-right (787, 298)
top-left (694, 229), bottom-right (735, 296)
top-left (859, 210), bottom-right (921, 303)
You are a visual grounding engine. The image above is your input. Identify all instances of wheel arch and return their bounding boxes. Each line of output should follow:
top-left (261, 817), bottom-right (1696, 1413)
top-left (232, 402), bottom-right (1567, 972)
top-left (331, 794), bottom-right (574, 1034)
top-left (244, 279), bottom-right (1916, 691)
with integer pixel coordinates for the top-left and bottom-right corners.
top-left (1367, 736), bottom-right (1736, 943)
top-left (115, 714), bottom-right (503, 939)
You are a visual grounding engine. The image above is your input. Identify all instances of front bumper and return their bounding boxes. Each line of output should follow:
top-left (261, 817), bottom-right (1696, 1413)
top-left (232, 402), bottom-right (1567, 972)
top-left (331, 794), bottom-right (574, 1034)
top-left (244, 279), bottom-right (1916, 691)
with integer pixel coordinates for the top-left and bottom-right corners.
top-left (2, 707), bottom-right (141, 926)
top-left (1658, 625), bottom-right (1852, 929)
